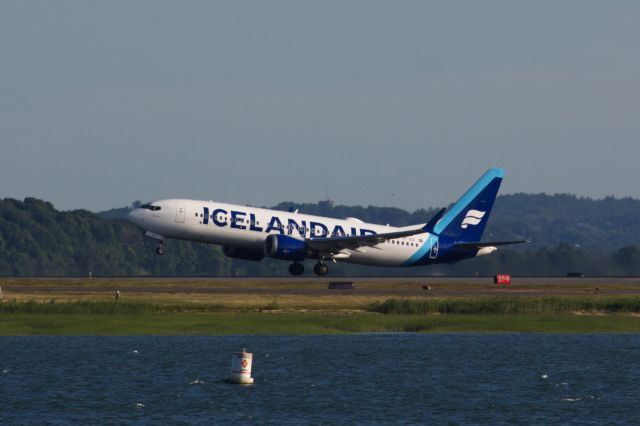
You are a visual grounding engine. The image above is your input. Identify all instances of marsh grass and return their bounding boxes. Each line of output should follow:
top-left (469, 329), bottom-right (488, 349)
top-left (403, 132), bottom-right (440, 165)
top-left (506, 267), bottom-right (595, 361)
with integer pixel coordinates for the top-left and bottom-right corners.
top-left (3, 296), bottom-right (640, 335)
top-left (369, 297), bottom-right (640, 315)
top-left (5, 296), bottom-right (640, 316)
top-left (2, 312), bottom-right (640, 335)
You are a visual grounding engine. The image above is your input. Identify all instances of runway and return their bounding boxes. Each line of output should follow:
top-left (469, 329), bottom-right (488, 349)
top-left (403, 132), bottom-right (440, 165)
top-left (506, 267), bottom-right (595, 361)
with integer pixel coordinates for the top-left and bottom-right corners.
top-left (3, 276), bottom-right (640, 298)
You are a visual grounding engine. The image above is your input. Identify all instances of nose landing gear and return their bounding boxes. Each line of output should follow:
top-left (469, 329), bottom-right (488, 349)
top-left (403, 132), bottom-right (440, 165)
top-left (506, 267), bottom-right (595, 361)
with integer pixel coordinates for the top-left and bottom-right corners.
top-left (144, 231), bottom-right (165, 256)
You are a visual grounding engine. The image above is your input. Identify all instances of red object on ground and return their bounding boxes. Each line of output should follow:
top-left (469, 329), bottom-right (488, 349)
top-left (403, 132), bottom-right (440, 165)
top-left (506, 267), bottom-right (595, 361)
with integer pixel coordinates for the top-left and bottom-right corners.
top-left (494, 274), bottom-right (511, 285)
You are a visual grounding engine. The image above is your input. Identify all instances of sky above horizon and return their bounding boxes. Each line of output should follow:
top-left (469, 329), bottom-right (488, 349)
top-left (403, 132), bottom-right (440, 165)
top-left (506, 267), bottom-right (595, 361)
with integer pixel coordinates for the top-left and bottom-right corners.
top-left (1, 1), bottom-right (639, 212)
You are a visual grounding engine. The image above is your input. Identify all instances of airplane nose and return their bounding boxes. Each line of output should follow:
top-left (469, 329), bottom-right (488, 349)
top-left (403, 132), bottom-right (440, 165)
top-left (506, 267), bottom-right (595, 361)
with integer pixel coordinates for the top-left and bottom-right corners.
top-left (127, 208), bottom-right (145, 226)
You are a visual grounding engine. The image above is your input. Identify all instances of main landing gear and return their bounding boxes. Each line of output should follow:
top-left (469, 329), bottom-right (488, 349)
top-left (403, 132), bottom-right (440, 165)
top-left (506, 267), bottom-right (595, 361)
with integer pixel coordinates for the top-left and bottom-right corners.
top-left (313, 262), bottom-right (329, 276)
top-left (289, 262), bottom-right (304, 276)
top-left (156, 241), bottom-right (164, 256)
top-left (288, 262), bottom-right (329, 276)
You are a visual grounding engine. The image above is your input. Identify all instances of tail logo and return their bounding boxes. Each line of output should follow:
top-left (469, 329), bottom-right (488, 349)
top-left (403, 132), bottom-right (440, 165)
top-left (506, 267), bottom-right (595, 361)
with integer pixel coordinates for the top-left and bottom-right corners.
top-left (461, 210), bottom-right (486, 229)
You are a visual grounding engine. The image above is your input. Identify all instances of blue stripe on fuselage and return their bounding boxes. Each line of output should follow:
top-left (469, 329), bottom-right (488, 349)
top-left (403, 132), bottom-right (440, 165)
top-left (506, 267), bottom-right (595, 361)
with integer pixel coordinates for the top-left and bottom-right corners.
top-left (403, 235), bottom-right (436, 266)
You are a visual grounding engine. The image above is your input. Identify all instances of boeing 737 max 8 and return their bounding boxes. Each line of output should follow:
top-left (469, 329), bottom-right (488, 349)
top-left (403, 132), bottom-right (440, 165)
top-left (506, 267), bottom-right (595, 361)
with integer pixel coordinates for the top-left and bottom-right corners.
top-left (127, 168), bottom-right (526, 275)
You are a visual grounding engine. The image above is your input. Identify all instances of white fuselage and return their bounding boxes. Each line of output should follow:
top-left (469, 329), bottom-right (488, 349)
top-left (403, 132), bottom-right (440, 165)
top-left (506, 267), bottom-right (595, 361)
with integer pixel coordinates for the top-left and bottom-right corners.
top-left (128, 199), bottom-right (433, 267)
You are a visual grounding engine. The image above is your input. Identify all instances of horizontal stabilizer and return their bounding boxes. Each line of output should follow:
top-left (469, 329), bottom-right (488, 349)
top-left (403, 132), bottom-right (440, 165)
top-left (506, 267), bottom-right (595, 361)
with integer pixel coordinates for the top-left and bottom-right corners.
top-left (454, 240), bottom-right (530, 250)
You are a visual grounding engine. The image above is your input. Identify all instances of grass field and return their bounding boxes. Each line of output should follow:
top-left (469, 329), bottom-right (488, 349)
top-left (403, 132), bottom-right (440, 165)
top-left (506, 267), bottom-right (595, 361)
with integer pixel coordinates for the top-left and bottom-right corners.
top-left (2, 277), bottom-right (640, 335)
top-left (2, 311), bottom-right (640, 335)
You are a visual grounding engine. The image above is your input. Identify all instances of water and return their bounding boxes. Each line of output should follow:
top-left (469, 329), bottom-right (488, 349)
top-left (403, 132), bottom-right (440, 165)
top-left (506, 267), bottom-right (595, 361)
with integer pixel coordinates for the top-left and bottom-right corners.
top-left (1, 334), bottom-right (640, 425)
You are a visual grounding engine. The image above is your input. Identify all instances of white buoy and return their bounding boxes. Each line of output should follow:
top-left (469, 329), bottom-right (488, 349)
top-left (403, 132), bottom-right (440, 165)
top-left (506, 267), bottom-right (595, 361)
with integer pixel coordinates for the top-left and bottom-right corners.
top-left (227, 348), bottom-right (254, 384)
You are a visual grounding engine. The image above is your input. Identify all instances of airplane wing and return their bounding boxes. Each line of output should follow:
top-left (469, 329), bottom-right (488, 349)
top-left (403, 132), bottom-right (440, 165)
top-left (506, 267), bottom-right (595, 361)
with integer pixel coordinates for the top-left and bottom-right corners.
top-left (306, 208), bottom-right (446, 253)
top-left (454, 240), bottom-right (529, 250)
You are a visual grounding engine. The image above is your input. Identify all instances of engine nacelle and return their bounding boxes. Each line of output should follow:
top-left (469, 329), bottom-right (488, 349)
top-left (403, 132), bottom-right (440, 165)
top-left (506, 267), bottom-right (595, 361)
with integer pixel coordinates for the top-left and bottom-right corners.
top-left (264, 234), bottom-right (308, 261)
top-left (223, 246), bottom-right (265, 261)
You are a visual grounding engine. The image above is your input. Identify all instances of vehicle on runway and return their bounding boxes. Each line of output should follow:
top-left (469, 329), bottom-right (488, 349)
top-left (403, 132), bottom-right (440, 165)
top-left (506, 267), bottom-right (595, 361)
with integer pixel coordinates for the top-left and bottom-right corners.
top-left (128, 168), bottom-right (526, 275)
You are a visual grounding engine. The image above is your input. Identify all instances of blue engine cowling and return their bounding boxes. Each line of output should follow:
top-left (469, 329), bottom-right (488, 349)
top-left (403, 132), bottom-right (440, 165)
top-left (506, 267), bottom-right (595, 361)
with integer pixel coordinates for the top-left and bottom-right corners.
top-left (264, 234), bottom-right (308, 261)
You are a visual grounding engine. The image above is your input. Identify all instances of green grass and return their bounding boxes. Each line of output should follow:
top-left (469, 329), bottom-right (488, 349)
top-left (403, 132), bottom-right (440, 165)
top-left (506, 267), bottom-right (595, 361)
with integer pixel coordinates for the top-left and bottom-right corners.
top-left (0, 300), bottom-right (282, 314)
top-left (369, 296), bottom-right (640, 314)
top-left (2, 312), bottom-right (640, 335)
top-left (7, 296), bottom-right (640, 316)
top-left (3, 298), bottom-right (640, 335)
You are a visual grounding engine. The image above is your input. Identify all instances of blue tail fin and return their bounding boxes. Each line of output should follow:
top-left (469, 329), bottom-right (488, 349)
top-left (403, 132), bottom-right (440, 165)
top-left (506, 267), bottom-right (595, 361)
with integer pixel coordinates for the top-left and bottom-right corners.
top-left (432, 168), bottom-right (504, 242)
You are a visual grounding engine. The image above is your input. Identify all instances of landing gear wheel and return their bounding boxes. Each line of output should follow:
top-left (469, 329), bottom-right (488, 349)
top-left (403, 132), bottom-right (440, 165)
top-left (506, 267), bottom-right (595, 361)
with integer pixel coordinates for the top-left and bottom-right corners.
top-left (156, 246), bottom-right (164, 256)
top-left (289, 263), bottom-right (304, 276)
top-left (313, 262), bottom-right (329, 276)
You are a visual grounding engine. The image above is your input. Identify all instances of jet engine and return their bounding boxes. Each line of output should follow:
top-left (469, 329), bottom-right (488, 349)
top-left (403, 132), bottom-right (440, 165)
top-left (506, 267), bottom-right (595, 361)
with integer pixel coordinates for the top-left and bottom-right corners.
top-left (264, 234), bottom-right (308, 261)
top-left (222, 246), bottom-right (265, 261)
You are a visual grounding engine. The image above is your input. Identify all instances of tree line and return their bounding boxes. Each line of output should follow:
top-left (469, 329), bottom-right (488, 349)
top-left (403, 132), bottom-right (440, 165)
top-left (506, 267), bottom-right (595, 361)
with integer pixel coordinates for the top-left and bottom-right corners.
top-left (0, 195), bottom-right (638, 276)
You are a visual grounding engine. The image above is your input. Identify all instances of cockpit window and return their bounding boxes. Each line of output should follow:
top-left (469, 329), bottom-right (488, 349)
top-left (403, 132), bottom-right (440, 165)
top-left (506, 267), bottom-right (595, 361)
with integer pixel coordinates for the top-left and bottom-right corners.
top-left (140, 204), bottom-right (161, 211)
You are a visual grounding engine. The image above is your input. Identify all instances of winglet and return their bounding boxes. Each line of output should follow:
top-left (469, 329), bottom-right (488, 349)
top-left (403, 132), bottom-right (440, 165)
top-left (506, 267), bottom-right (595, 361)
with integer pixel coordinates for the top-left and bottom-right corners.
top-left (422, 208), bottom-right (447, 235)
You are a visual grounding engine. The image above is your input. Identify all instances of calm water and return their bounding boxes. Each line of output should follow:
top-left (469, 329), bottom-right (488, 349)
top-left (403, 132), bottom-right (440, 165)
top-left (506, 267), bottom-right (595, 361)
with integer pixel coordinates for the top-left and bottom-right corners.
top-left (1, 334), bottom-right (640, 425)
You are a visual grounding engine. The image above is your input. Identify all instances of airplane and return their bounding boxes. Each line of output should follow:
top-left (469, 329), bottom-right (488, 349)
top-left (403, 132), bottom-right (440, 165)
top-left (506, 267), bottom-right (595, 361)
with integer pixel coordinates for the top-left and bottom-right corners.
top-left (127, 168), bottom-right (526, 275)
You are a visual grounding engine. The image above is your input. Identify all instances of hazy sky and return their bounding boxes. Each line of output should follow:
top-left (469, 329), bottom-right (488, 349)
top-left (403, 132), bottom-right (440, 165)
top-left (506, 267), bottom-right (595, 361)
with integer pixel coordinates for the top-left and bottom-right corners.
top-left (1, 1), bottom-right (639, 212)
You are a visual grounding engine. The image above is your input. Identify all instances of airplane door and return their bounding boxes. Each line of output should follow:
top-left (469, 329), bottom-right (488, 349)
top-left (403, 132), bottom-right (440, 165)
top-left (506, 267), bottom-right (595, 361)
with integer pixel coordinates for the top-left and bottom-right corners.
top-left (429, 238), bottom-right (439, 259)
top-left (175, 203), bottom-right (185, 223)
